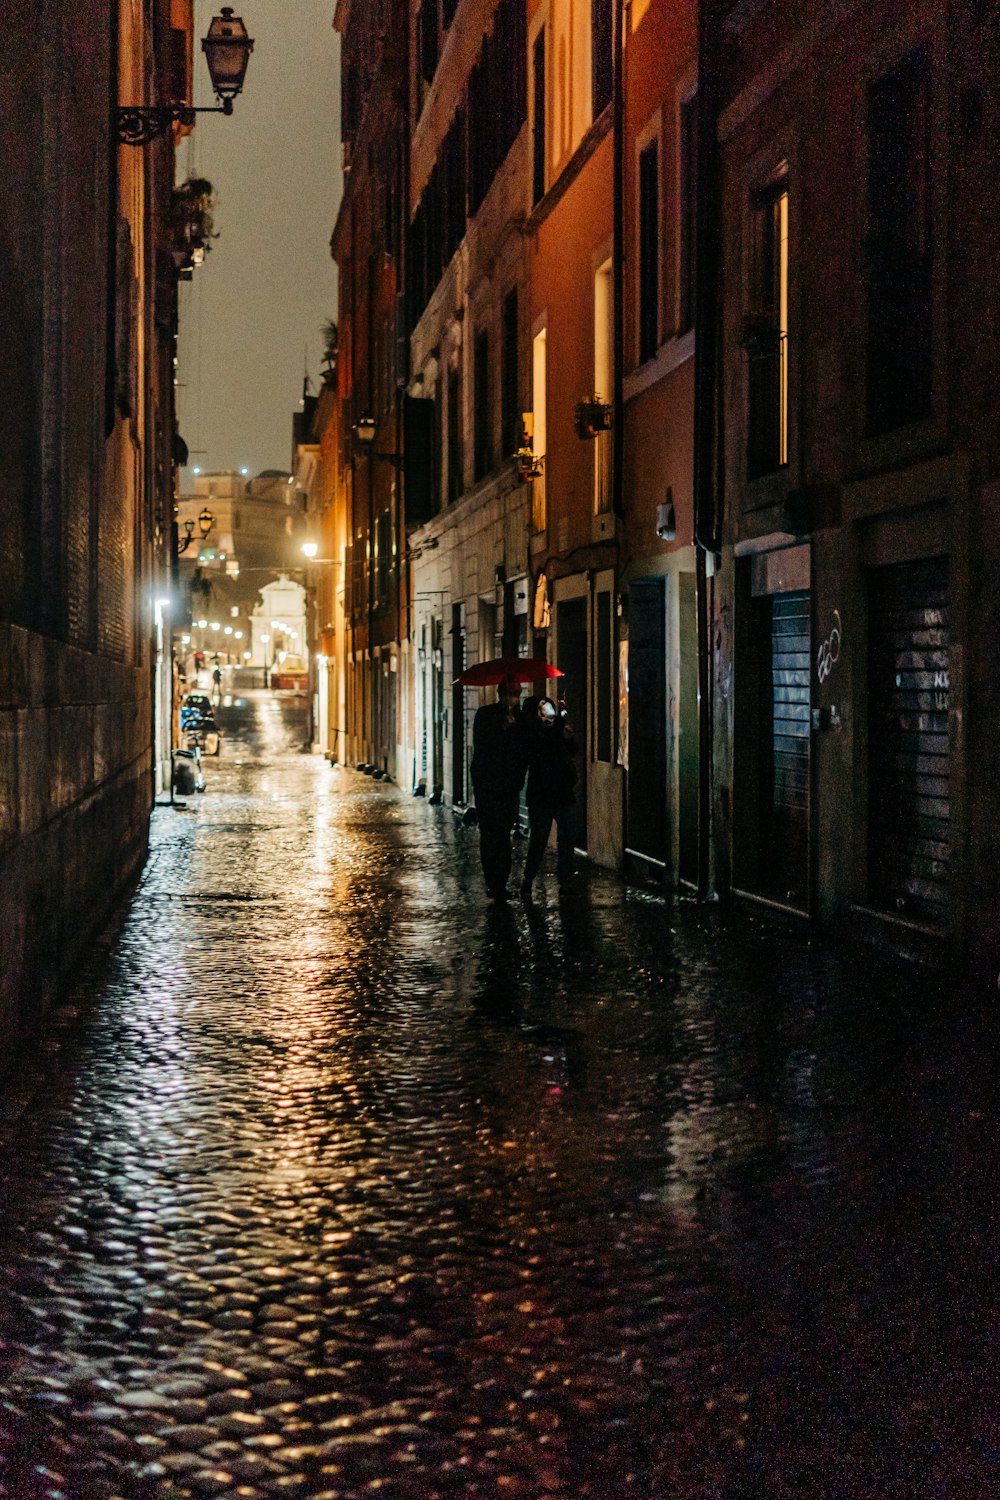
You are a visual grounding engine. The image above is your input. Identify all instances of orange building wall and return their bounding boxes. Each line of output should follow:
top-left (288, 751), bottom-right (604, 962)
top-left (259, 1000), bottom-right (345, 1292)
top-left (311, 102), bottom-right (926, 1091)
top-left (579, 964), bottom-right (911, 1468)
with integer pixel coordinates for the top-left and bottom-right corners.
top-left (530, 134), bottom-right (613, 569)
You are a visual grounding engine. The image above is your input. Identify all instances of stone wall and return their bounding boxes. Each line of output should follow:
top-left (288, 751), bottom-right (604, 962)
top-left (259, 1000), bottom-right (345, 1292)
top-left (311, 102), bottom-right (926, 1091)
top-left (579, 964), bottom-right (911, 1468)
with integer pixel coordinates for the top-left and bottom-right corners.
top-left (0, 625), bottom-right (151, 1052)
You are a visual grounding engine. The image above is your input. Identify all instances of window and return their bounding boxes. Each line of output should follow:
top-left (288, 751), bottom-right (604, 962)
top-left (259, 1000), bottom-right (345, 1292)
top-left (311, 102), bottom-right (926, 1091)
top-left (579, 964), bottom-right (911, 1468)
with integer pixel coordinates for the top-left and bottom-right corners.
top-left (469, 0), bottom-right (527, 213)
top-left (418, 0), bottom-right (439, 86)
top-left (376, 511), bottom-right (391, 604)
top-left (474, 329), bottom-right (492, 481)
top-left (638, 139), bottom-right (660, 363)
top-left (531, 328), bottom-right (547, 533)
top-left (592, 0), bottom-right (613, 118)
top-left (501, 288), bottom-right (519, 458)
top-left (678, 93), bottom-right (697, 334)
top-left (866, 51), bottom-right (932, 434)
top-left (532, 30), bottom-right (546, 204)
top-left (447, 367), bottom-right (463, 503)
top-left (594, 259), bottom-right (613, 514)
top-left (745, 176), bottom-right (789, 480)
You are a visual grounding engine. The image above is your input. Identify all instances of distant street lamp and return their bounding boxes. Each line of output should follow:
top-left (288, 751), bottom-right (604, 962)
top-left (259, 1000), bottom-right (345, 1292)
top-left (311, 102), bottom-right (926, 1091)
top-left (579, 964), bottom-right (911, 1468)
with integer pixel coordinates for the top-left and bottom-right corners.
top-left (118, 8), bottom-right (254, 145)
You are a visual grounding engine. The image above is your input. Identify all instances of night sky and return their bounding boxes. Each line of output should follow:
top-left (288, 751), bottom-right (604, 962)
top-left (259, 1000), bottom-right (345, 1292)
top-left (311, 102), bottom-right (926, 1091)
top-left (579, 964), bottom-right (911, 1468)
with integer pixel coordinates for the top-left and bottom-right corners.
top-left (176, 1), bottom-right (342, 481)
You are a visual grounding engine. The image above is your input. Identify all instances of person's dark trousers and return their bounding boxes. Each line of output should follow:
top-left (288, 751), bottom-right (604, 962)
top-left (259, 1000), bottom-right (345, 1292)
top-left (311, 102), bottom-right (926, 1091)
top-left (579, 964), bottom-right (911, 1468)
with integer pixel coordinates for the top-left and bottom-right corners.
top-left (523, 803), bottom-right (576, 886)
top-left (477, 795), bottom-right (518, 896)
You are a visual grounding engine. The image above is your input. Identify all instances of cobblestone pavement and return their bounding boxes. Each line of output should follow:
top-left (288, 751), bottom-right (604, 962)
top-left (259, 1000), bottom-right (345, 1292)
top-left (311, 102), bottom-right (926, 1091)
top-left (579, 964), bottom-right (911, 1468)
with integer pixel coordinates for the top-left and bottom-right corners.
top-left (1, 693), bottom-right (998, 1500)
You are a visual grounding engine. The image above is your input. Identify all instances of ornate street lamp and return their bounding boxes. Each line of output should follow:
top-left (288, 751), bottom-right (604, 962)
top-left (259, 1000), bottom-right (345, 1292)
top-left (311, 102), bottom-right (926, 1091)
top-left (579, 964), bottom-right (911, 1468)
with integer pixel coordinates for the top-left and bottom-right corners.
top-left (176, 507), bottom-right (215, 555)
top-left (118, 8), bottom-right (254, 146)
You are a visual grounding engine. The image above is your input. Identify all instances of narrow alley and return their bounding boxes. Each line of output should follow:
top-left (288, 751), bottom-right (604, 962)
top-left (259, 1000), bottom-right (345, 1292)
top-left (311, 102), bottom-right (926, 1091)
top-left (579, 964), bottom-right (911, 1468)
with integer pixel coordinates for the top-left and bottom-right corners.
top-left (0, 696), bottom-right (996, 1500)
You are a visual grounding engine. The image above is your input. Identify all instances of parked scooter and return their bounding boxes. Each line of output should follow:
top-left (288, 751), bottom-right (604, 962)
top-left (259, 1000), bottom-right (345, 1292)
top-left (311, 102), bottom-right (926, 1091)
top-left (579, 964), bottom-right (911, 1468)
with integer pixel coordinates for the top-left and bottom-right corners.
top-left (180, 701), bottom-right (221, 756)
top-left (172, 743), bottom-right (205, 795)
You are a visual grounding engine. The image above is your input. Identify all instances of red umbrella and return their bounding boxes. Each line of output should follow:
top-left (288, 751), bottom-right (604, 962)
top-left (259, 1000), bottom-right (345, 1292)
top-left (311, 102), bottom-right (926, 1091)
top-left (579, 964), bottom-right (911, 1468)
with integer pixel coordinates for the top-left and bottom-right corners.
top-left (453, 656), bottom-right (564, 687)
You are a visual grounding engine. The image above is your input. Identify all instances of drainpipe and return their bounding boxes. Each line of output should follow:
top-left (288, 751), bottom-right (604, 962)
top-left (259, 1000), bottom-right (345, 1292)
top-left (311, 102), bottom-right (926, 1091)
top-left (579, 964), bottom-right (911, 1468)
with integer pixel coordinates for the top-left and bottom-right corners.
top-left (692, 0), bottom-right (723, 901)
top-left (613, 0), bottom-right (628, 866)
top-left (396, 24), bottom-right (411, 667)
top-left (611, 0), bottom-right (626, 523)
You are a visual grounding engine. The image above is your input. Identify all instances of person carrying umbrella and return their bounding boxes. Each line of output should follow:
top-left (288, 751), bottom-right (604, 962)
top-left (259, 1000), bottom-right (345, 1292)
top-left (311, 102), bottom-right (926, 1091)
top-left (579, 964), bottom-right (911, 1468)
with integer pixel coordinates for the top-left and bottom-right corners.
top-left (519, 694), bottom-right (579, 898)
top-left (470, 673), bottom-right (528, 902)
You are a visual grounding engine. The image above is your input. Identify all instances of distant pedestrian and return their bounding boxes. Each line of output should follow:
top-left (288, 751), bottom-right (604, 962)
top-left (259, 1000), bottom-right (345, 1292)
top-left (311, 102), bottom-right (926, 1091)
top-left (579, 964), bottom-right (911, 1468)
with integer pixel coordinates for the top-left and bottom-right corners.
top-left (519, 694), bottom-right (579, 898)
top-left (471, 675), bottom-right (528, 902)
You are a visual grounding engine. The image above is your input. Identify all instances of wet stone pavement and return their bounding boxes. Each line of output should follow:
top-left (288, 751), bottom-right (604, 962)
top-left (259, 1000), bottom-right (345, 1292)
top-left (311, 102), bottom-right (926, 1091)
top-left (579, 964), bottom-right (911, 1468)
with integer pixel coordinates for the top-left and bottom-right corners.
top-left (1, 693), bottom-right (998, 1500)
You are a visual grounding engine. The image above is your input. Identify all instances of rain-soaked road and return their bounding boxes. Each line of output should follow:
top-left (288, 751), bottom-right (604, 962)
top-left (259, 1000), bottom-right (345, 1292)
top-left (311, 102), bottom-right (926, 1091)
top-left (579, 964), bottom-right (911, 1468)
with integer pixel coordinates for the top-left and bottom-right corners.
top-left (0, 692), bottom-right (998, 1500)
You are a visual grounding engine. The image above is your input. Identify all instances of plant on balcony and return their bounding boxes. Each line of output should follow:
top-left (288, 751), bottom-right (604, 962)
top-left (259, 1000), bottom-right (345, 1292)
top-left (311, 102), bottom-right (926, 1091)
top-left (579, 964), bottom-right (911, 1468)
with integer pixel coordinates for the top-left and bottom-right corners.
top-left (171, 177), bottom-right (217, 272)
top-left (574, 398), bottom-right (613, 440)
top-left (514, 445), bottom-right (544, 482)
top-left (320, 319), bottom-right (339, 381)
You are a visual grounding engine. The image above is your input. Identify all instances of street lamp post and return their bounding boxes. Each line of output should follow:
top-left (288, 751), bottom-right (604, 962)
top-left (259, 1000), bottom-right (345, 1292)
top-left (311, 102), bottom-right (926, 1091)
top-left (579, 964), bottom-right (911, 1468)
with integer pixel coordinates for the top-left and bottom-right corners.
top-left (118, 8), bottom-right (254, 145)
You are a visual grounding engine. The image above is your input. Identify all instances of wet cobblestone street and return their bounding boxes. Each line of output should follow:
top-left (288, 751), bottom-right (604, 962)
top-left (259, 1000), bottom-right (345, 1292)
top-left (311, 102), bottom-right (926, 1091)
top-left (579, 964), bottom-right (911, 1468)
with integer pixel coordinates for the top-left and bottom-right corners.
top-left (1, 694), bottom-right (998, 1500)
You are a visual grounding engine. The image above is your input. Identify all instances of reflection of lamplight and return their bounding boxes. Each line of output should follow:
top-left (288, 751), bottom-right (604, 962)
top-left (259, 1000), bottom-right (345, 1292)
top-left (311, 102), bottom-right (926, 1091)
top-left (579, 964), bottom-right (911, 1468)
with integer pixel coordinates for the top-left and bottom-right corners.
top-left (224, 626), bottom-right (233, 635)
top-left (210, 621), bottom-right (220, 631)
top-left (301, 542), bottom-right (318, 559)
top-left (234, 630), bottom-right (243, 639)
top-left (197, 617), bottom-right (208, 628)
top-left (118, 8), bottom-right (255, 145)
top-left (260, 634), bottom-right (270, 644)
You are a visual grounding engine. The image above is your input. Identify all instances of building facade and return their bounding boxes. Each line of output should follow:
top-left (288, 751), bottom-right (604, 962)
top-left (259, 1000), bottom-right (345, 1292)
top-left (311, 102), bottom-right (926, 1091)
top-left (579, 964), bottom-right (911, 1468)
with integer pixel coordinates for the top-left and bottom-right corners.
top-left (0, 0), bottom-right (194, 1044)
top-left (702, 0), bottom-right (1000, 975)
top-left (406, 0), bottom-right (534, 806)
top-left (333, 0), bottom-right (411, 782)
top-left (326, 0), bottom-right (1000, 978)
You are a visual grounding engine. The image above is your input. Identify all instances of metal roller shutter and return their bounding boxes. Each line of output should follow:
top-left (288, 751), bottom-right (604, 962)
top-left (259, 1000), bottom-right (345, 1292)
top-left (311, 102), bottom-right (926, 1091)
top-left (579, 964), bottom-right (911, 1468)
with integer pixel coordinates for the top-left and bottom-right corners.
top-left (869, 557), bottom-right (950, 924)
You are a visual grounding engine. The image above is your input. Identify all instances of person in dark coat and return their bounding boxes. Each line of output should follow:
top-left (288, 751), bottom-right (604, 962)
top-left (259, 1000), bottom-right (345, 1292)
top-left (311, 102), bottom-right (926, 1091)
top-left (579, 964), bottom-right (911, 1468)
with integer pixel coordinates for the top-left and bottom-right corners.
top-left (471, 675), bottom-right (528, 902)
top-left (519, 694), bottom-right (579, 897)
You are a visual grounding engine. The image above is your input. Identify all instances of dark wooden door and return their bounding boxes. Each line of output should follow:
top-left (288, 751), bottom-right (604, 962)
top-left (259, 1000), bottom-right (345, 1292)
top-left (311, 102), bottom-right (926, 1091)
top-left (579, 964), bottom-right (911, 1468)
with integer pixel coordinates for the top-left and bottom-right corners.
top-left (627, 578), bottom-right (668, 870)
top-left (557, 598), bottom-right (588, 846)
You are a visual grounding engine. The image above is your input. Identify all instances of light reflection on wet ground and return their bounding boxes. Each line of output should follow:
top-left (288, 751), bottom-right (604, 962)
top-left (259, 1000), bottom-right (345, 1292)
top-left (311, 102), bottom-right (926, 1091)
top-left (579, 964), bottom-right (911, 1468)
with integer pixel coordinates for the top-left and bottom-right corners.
top-left (0, 692), bottom-right (997, 1499)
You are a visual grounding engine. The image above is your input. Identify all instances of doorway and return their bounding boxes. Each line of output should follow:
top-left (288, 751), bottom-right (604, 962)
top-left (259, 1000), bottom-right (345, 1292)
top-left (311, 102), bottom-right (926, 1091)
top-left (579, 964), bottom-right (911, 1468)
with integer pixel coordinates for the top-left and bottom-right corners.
top-left (451, 602), bottom-right (466, 805)
top-left (734, 549), bottom-right (812, 912)
top-left (626, 577), bottom-right (668, 873)
top-left (678, 572), bottom-right (699, 887)
top-left (868, 556), bottom-right (950, 924)
top-left (557, 597), bottom-right (588, 845)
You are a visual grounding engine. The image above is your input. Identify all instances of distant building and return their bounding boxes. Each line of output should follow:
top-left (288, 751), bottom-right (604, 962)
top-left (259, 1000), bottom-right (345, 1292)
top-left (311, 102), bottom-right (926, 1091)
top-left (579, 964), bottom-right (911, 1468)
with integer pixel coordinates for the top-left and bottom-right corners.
top-left (333, 0), bottom-right (410, 781)
top-left (176, 469), bottom-right (304, 673)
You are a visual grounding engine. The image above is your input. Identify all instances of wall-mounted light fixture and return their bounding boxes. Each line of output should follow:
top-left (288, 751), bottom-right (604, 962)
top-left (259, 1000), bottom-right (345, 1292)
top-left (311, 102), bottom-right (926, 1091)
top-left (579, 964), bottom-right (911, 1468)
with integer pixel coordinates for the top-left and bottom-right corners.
top-left (353, 413), bottom-right (402, 463)
top-left (177, 507), bottom-right (215, 555)
top-left (655, 488), bottom-right (676, 542)
top-left (118, 9), bottom-right (254, 146)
